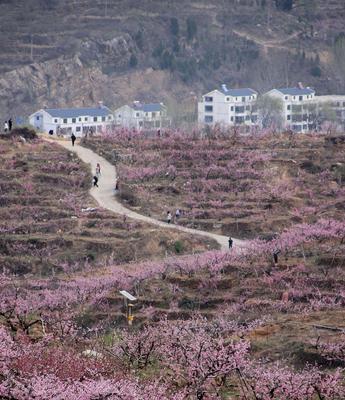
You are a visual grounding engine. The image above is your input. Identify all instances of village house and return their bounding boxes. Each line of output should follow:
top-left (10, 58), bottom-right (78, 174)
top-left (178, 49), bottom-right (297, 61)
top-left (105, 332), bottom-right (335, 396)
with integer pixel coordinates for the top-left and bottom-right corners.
top-left (314, 95), bottom-right (345, 130)
top-left (29, 104), bottom-right (114, 137)
top-left (198, 85), bottom-right (258, 127)
top-left (264, 86), bottom-right (316, 132)
top-left (114, 102), bottom-right (170, 130)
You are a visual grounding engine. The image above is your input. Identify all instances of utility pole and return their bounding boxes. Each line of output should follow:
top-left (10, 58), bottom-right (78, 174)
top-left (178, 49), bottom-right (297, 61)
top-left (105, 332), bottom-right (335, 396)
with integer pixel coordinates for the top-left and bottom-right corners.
top-left (30, 34), bottom-right (33, 61)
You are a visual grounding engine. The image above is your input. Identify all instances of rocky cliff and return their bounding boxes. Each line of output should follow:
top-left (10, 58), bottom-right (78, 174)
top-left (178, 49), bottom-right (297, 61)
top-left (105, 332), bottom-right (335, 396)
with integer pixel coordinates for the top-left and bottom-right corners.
top-left (0, 0), bottom-right (344, 122)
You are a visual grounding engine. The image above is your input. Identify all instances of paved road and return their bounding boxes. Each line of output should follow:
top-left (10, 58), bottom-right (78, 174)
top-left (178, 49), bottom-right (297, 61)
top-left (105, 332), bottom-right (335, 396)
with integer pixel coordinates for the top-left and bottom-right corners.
top-left (47, 137), bottom-right (244, 251)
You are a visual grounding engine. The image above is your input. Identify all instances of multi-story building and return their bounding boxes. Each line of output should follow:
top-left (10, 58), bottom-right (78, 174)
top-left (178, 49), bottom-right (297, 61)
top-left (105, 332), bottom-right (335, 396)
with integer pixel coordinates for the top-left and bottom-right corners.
top-left (264, 87), bottom-right (316, 132)
top-left (198, 85), bottom-right (258, 127)
top-left (114, 102), bottom-right (170, 130)
top-left (29, 104), bottom-right (114, 136)
top-left (314, 95), bottom-right (345, 130)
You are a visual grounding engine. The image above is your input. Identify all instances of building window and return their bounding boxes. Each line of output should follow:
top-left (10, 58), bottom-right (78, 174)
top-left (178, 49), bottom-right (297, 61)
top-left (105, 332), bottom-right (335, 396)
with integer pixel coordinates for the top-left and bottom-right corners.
top-left (303, 125), bottom-right (307, 130)
top-left (230, 106), bottom-right (234, 111)
top-left (299, 96), bottom-right (303, 101)
top-left (287, 105), bottom-right (291, 110)
top-left (63, 118), bottom-right (67, 123)
top-left (85, 117), bottom-right (88, 121)
top-left (245, 115), bottom-right (250, 121)
top-left (205, 105), bottom-right (213, 112)
top-left (93, 117), bottom-right (98, 122)
top-left (205, 116), bottom-right (213, 123)
top-left (343, 102), bottom-right (345, 107)
top-left (72, 118), bottom-right (76, 123)
top-left (293, 96), bottom-right (296, 100)
top-left (287, 115), bottom-right (291, 120)
top-left (152, 112), bottom-right (156, 118)
top-left (108, 116), bottom-right (112, 120)
top-left (285, 96), bottom-right (288, 100)
top-left (118, 114), bottom-right (121, 118)
top-left (36, 116), bottom-right (40, 120)
top-left (235, 97), bottom-right (238, 101)
top-left (246, 105), bottom-right (250, 111)
top-left (205, 96), bottom-right (213, 102)
top-left (76, 127), bottom-right (81, 132)
top-left (226, 97), bottom-right (230, 101)
top-left (136, 113), bottom-right (140, 117)
top-left (230, 116), bottom-right (234, 121)
top-left (242, 97), bottom-right (245, 102)
top-left (102, 116), bottom-right (106, 122)
top-left (54, 119), bottom-right (58, 123)
top-left (78, 118), bottom-right (82, 121)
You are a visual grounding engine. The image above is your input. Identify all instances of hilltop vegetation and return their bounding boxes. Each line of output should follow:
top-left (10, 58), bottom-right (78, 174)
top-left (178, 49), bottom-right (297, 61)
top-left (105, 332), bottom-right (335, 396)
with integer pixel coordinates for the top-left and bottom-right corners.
top-left (0, 0), bottom-right (345, 121)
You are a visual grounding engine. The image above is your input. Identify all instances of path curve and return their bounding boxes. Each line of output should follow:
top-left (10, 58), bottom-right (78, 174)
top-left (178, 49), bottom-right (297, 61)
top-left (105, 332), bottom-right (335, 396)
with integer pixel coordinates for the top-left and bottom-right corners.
top-left (46, 137), bottom-right (244, 251)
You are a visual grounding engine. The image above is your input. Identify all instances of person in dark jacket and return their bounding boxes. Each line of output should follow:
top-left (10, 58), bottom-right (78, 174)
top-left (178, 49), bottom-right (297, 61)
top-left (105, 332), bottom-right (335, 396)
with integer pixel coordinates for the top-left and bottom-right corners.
top-left (93, 175), bottom-right (99, 187)
top-left (71, 133), bottom-right (76, 146)
top-left (228, 237), bottom-right (233, 249)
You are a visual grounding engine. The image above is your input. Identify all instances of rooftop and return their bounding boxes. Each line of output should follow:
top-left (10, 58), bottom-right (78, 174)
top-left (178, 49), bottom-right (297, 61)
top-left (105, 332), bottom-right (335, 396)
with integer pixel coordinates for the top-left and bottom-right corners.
top-left (220, 85), bottom-right (257, 97)
top-left (275, 87), bottom-right (315, 96)
top-left (132, 103), bottom-right (164, 112)
top-left (44, 106), bottom-right (112, 118)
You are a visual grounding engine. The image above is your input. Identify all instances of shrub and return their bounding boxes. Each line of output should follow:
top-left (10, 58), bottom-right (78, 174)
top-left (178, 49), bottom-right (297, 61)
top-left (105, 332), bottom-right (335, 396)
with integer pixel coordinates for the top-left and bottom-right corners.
top-left (4, 127), bottom-right (37, 140)
top-left (174, 240), bottom-right (184, 254)
top-left (310, 65), bottom-right (322, 77)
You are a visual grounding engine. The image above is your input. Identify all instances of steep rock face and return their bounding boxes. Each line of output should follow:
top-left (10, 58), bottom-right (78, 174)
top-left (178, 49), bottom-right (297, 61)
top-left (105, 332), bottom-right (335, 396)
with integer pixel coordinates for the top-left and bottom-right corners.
top-left (79, 34), bottom-right (135, 70)
top-left (0, 0), bottom-right (344, 122)
top-left (0, 34), bottom-right (137, 120)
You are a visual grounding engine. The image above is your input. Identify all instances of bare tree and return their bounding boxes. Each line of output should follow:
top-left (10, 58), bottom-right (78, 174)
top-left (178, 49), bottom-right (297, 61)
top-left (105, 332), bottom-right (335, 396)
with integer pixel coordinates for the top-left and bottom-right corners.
top-left (257, 94), bottom-right (284, 129)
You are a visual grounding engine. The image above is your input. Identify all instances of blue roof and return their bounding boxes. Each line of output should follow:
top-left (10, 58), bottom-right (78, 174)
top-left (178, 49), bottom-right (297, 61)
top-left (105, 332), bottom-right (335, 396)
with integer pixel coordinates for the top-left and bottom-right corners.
top-left (133, 103), bottom-right (164, 112)
top-left (276, 87), bottom-right (315, 96)
top-left (44, 106), bottom-right (112, 118)
top-left (220, 88), bottom-right (257, 97)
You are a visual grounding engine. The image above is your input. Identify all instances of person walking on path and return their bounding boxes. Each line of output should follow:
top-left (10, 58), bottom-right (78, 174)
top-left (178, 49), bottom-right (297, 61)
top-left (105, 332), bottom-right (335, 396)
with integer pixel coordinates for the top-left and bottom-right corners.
top-left (96, 163), bottom-right (101, 177)
top-left (228, 237), bottom-right (233, 249)
top-left (71, 133), bottom-right (76, 147)
top-left (4, 121), bottom-right (8, 132)
top-left (93, 175), bottom-right (99, 187)
top-left (175, 208), bottom-right (181, 223)
top-left (273, 249), bottom-right (281, 264)
top-left (8, 118), bottom-right (12, 131)
top-left (167, 211), bottom-right (172, 224)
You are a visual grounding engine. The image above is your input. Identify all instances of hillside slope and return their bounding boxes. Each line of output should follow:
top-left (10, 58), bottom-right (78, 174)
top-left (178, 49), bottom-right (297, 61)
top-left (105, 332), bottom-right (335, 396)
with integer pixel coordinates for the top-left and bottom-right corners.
top-left (0, 0), bottom-right (344, 121)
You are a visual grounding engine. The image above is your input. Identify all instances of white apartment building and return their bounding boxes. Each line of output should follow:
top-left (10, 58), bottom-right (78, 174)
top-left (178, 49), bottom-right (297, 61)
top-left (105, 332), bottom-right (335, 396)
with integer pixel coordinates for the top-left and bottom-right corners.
top-left (314, 95), bottom-right (345, 130)
top-left (264, 87), bottom-right (316, 132)
top-left (114, 102), bottom-right (170, 130)
top-left (29, 105), bottom-right (114, 137)
top-left (198, 85), bottom-right (258, 127)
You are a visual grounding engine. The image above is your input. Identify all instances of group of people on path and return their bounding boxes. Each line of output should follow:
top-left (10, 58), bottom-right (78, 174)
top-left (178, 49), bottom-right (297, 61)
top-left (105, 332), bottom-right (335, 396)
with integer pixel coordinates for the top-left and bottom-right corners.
top-left (166, 209), bottom-right (181, 224)
top-left (3, 119), bottom-right (12, 132)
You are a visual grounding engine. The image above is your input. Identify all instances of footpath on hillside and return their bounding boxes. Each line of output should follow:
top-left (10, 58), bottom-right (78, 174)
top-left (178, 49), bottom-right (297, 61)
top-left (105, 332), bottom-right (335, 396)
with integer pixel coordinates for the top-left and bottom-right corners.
top-left (45, 137), bottom-right (244, 251)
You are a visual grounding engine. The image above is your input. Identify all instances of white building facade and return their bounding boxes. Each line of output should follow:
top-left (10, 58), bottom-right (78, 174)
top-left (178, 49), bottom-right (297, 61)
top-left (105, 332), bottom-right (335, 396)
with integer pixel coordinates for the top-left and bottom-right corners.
top-left (114, 102), bottom-right (170, 130)
top-left (29, 105), bottom-right (114, 137)
top-left (264, 87), bottom-right (316, 132)
top-left (198, 85), bottom-right (258, 127)
top-left (314, 95), bottom-right (345, 130)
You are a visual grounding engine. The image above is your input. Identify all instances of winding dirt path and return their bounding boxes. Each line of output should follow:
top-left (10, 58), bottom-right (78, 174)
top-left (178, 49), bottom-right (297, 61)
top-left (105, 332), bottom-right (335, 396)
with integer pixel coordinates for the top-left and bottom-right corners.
top-left (48, 138), bottom-right (244, 250)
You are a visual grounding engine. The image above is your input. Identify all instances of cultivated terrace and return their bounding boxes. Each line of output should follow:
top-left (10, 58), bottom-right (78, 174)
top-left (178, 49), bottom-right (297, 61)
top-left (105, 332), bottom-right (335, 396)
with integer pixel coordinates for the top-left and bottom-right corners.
top-left (1, 128), bottom-right (345, 399)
